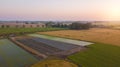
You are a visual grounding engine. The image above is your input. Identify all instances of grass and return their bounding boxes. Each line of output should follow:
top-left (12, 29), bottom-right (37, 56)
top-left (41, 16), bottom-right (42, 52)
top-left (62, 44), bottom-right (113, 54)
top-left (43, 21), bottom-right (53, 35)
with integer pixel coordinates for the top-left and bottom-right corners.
top-left (0, 27), bottom-right (67, 36)
top-left (31, 59), bottom-right (78, 67)
top-left (68, 43), bottom-right (120, 67)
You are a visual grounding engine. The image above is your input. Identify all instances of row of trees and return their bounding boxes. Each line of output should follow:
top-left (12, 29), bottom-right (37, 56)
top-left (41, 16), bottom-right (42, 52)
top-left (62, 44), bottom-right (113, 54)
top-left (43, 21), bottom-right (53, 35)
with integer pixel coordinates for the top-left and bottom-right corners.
top-left (69, 23), bottom-right (91, 30)
top-left (0, 25), bottom-right (45, 28)
top-left (45, 22), bottom-right (69, 28)
top-left (45, 22), bottom-right (92, 30)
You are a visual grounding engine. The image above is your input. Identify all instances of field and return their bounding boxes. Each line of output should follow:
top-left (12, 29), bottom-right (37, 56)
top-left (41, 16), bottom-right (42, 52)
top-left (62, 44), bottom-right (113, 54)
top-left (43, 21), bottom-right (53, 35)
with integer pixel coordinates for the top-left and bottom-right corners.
top-left (15, 36), bottom-right (85, 56)
top-left (68, 43), bottom-right (120, 67)
top-left (39, 28), bottom-right (120, 46)
top-left (16, 37), bottom-right (62, 56)
top-left (1, 35), bottom-right (79, 67)
top-left (0, 28), bottom-right (66, 36)
top-left (111, 26), bottom-right (120, 30)
top-left (31, 59), bottom-right (78, 67)
top-left (38, 28), bottom-right (120, 67)
top-left (29, 34), bottom-right (93, 46)
top-left (0, 39), bottom-right (39, 67)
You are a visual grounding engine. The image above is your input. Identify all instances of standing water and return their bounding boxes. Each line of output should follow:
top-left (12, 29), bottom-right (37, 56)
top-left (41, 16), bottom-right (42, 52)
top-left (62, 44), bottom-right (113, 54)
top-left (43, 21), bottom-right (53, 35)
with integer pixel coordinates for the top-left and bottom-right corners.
top-left (0, 39), bottom-right (39, 67)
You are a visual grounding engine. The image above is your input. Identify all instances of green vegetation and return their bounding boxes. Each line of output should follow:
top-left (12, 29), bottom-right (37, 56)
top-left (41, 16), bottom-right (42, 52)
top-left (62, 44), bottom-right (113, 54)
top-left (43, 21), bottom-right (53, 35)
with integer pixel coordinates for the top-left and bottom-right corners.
top-left (69, 22), bottom-right (91, 30)
top-left (68, 43), bottom-right (120, 67)
top-left (0, 28), bottom-right (66, 36)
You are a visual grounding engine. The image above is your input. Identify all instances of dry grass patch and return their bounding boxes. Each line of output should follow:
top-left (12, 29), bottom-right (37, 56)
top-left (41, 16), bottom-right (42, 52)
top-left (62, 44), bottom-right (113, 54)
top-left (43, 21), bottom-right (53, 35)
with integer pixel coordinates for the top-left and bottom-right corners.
top-left (38, 28), bottom-right (120, 46)
top-left (31, 59), bottom-right (78, 67)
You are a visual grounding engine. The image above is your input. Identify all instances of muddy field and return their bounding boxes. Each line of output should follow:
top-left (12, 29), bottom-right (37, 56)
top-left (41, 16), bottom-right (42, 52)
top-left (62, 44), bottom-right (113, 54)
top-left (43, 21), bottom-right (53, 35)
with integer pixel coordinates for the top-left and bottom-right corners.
top-left (38, 28), bottom-right (120, 46)
top-left (15, 36), bottom-right (84, 57)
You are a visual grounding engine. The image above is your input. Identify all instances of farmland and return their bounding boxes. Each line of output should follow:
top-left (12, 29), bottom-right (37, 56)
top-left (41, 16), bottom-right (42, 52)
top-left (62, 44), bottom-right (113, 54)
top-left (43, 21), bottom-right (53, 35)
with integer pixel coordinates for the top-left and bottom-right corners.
top-left (37, 28), bottom-right (120, 67)
top-left (16, 37), bottom-right (63, 56)
top-left (28, 34), bottom-right (93, 46)
top-left (68, 43), bottom-right (120, 67)
top-left (39, 28), bottom-right (120, 46)
top-left (0, 28), bottom-right (120, 67)
top-left (15, 35), bottom-right (87, 56)
top-left (0, 28), bottom-right (66, 36)
top-left (0, 39), bottom-right (39, 67)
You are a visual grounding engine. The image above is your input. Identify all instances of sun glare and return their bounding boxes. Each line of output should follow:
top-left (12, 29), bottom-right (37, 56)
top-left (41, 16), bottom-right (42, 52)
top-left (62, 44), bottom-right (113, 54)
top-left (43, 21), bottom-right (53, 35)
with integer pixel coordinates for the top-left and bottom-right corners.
top-left (107, 6), bottom-right (120, 19)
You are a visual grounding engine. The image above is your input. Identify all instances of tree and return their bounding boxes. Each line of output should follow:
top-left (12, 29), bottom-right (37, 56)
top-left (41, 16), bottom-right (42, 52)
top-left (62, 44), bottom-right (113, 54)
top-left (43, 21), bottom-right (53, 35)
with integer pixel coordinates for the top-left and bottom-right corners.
top-left (6, 25), bottom-right (10, 28)
top-left (45, 21), bottom-right (54, 27)
top-left (1, 25), bottom-right (5, 28)
top-left (69, 22), bottom-right (91, 30)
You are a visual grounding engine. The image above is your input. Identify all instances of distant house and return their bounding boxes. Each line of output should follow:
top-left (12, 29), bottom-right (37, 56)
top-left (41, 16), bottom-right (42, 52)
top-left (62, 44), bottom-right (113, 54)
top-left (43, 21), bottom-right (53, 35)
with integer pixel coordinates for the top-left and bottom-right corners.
top-left (0, 21), bottom-right (46, 28)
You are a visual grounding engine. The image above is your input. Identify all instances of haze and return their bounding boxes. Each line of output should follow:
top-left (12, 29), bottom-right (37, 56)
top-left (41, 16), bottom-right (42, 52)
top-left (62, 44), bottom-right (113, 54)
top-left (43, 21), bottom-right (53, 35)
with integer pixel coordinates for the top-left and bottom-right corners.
top-left (0, 0), bottom-right (120, 21)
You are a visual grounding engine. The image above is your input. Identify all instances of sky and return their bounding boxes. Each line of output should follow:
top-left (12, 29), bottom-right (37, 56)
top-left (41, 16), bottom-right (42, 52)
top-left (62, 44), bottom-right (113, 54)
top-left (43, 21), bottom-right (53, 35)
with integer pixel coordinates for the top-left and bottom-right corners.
top-left (0, 0), bottom-right (120, 21)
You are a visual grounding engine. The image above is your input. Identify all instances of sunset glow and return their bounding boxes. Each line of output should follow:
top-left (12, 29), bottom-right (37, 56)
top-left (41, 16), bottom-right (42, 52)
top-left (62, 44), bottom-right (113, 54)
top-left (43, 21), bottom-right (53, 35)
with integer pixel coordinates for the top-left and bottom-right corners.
top-left (0, 0), bottom-right (120, 21)
top-left (108, 7), bottom-right (120, 19)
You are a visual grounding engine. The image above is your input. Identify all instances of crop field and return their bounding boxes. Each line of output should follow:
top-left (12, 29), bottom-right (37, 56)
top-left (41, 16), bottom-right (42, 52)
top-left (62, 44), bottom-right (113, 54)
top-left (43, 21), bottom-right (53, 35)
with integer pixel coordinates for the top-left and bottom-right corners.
top-left (31, 38), bottom-right (80, 51)
top-left (0, 28), bottom-right (66, 36)
top-left (37, 28), bottom-right (120, 67)
top-left (0, 39), bottom-right (39, 67)
top-left (28, 34), bottom-right (93, 46)
top-left (111, 26), bottom-right (120, 30)
top-left (15, 36), bottom-right (85, 56)
top-left (17, 38), bottom-right (62, 55)
top-left (68, 43), bottom-right (120, 67)
top-left (38, 28), bottom-right (120, 46)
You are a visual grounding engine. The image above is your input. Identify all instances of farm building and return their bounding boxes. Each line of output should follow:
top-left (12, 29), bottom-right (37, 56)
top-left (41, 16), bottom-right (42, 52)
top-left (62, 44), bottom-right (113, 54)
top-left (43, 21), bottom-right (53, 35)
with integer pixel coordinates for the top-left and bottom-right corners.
top-left (0, 21), bottom-right (46, 28)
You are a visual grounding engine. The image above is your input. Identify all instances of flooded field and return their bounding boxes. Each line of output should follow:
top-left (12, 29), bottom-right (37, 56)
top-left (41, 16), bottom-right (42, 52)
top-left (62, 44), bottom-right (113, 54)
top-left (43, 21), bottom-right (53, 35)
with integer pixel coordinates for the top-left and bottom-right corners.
top-left (0, 39), bottom-right (38, 67)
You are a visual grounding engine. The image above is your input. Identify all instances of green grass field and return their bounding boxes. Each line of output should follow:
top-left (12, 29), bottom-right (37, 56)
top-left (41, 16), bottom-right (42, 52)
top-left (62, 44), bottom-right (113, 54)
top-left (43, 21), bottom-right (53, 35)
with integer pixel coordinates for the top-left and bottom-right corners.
top-left (68, 43), bottom-right (120, 67)
top-left (0, 28), bottom-right (66, 36)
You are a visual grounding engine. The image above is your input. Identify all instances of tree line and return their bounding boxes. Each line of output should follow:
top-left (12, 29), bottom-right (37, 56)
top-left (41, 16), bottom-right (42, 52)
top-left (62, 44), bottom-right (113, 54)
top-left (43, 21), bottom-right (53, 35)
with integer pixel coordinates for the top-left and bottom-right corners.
top-left (45, 22), bottom-right (92, 30)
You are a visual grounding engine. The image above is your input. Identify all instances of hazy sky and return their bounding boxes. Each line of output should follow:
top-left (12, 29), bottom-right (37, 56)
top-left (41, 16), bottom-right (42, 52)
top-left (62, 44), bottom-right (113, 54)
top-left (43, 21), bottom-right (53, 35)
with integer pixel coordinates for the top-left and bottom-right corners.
top-left (0, 0), bottom-right (120, 21)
